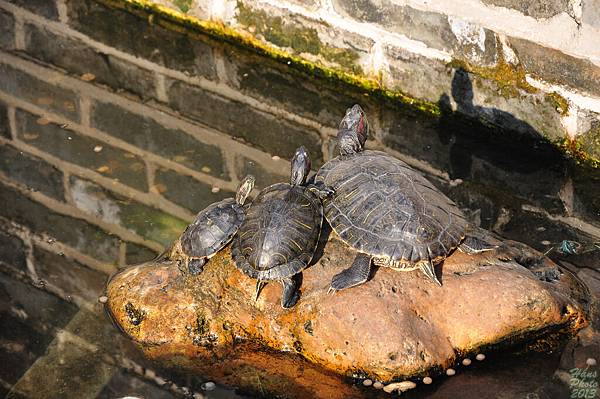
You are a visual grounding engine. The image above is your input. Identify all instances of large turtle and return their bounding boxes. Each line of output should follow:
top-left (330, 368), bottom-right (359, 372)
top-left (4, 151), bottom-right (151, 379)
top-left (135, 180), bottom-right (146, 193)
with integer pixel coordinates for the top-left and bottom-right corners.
top-left (232, 147), bottom-right (330, 308)
top-left (170, 175), bottom-right (255, 275)
top-left (315, 105), bottom-right (494, 292)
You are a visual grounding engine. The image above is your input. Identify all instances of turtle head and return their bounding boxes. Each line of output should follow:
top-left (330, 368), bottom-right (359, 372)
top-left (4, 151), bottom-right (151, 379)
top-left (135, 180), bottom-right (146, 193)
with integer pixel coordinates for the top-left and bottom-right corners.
top-left (290, 146), bottom-right (311, 186)
top-left (338, 104), bottom-right (368, 155)
top-left (235, 175), bottom-right (255, 205)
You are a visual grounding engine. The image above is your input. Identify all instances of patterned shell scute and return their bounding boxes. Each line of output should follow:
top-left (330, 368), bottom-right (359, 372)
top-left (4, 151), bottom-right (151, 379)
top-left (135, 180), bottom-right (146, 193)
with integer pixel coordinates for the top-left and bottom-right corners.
top-left (181, 198), bottom-right (244, 258)
top-left (315, 150), bottom-right (468, 263)
top-left (235, 183), bottom-right (322, 281)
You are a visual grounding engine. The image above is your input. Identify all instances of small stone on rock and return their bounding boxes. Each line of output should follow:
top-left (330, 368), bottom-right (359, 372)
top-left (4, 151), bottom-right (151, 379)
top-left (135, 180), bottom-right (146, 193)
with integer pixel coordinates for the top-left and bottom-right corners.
top-left (93, 145), bottom-right (103, 153)
top-left (98, 295), bottom-right (108, 304)
top-left (587, 358), bottom-right (597, 366)
top-left (446, 368), bottom-right (456, 376)
top-left (362, 379), bottom-right (372, 386)
top-left (476, 353), bottom-right (486, 361)
top-left (462, 358), bottom-right (472, 366)
top-left (541, 240), bottom-right (551, 246)
top-left (272, 155), bottom-right (281, 161)
top-left (423, 377), bottom-right (432, 385)
top-left (383, 381), bottom-right (417, 393)
top-left (81, 73), bottom-right (96, 81)
top-left (201, 381), bottom-right (215, 391)
top-left (373, 381), bottom-right (383, 389)
top-left (211, 187), bottom-right (220, 193)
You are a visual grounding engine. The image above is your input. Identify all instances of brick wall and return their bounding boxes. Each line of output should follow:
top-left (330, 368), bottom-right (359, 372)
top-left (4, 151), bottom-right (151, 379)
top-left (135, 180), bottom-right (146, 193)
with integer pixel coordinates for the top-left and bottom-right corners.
top-left (131, 0), bottom-right (600, 165)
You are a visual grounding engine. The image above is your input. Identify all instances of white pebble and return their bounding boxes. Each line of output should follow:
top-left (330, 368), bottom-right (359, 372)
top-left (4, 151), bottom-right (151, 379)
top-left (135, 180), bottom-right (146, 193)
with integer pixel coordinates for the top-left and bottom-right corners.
top-left (446, 368), bottom-right (456, 376)
top-left (272, 155), bottom-right (281, 161)
top-left (462, 358), bottom-right (472, 366)
top-left (587, 358), bottom-right (597, 366)
top-left (98, 295), bottom-right (108, 304)
top-left (373, 381), bottom-right (383, 389)
top-left (541, 240), bottom-right (551, 245)
top-left (93, 145), bottom-right (103, 153)
top-left (211, 187), bottom-right (220, 193)
top-left (423, 376), bottom-right (433, 385)
top-left (383, 381), bottom-right (417, 393)
top-left (476, 353), bottom-right (486, 361)
top-left (362, 379), bottom-right (373, 386)
top-left (201, 381), bottom-right (215, 391)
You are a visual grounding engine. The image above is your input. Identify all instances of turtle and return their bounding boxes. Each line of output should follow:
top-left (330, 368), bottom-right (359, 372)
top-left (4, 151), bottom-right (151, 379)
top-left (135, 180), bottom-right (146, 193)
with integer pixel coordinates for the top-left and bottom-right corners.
top-left (170, 175), bottom-right (255, 275)
top-left (314, 104), bottom-right (495, 292)
top-left (232, 147), bottom-right (331, 308)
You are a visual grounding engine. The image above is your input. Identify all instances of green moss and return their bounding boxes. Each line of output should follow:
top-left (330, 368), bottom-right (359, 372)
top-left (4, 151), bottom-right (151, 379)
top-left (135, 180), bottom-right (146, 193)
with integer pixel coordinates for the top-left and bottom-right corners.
top-left (555, 135), bottom-right (600, 169)
top-left (546, 92), bottom-right (570, 116)
top-left (236, 2), bottom-right (361, 73)
top-left (172, 0), bottom-right (192, 13)
top-left (448, 51), bottom-right (537, 99)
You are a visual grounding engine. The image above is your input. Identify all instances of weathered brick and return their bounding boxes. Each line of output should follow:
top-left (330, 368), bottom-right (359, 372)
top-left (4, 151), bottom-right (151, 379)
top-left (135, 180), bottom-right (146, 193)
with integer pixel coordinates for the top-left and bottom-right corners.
top-left (0, 143), bottom-right (65, 200)
top-left (480, 0), bottom-right (569, 19)
top-left (583, 0), bottom-right (600, 29)
top-left (0, 272), bottom-right (78, 339)
top-left (384, 43), bottom-right (453, 103)
top-left (221, 47), bottom-right (353, 128)
top-left (510, 36), bottom-right (600, 98)
top-left (16, 109), bottom-right (148, 191)
top-left (0, 64), bottom-right (79, 121)
top-left (7, 0), bottom-right (59, 20)
top-left (0, 181), bottom-right (120, 263)
top-left (154, 167), bottom-right (233, 213)
top-left (125, 242), bottom-right (159, 265)
top-left (235, 155), bottom-right (287, 189)
top-left (0, 9), bottom-right (15, 50)
top-left (166, 79), bottom-right (324, 164)
top-left (331, 0), bottom-right (498, 66)
top-left (236, 2), bottom-right (372, 73)
top-left (91, 101), bottom-right (228, 179)
top-left (0, 228), bottom-right (27, 271)
top-left (67, 0), bottom-right (216, 79)
top-left (0, 101), bottom-right (9, 138)
top-left (34, 245), bottom-right (106, 303)
top-left (70, 176), bottom-right (188, 246)
top-left (24, 24), bottom-right (157, 101)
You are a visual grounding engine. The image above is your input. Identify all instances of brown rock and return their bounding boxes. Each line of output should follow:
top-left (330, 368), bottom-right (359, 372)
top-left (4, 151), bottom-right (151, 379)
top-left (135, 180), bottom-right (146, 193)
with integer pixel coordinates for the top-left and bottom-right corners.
top-left (106, 233), bottom-right (588, 398)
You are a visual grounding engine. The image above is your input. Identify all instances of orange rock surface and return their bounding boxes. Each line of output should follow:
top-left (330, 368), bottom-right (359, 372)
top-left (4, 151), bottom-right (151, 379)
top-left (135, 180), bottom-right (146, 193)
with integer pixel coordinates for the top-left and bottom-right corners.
top-left (106, 232), bottom-right (588, 398)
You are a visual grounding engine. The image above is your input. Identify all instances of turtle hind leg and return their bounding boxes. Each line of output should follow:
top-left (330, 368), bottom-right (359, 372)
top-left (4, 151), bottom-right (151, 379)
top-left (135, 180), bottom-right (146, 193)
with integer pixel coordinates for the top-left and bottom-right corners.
top-left (458, 235), bottom-right (498, 254)
top-left (188, 258), bottom-right (207, 275)
top-left (280, 274), bottom-right (301, 309)
top-left (329, 253), bottom-right (372, 293)
top-left (418, 260), bottom-right (442, 286)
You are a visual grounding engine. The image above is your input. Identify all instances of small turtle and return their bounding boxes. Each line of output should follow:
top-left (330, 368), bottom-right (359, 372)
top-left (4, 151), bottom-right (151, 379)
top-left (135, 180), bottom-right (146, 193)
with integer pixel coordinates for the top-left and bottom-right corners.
top-left (171, 175), bottom-right (255, 275)
top-left (315, 105), bottom-right (495, 291)
top-left (232, 147), bottom-right (329, 308)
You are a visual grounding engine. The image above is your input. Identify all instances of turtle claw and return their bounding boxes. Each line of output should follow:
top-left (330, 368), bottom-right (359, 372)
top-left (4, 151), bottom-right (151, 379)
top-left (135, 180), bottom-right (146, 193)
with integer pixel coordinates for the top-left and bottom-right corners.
top-left (327, 286), bottom-right (338, 295)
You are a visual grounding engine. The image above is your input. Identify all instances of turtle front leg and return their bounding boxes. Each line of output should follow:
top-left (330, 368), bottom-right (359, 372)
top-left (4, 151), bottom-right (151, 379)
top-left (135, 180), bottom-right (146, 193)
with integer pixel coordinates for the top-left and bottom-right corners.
top-left (418, 260), bottom-right (442, 286)
top-left (280, 275), bottom-right (301, 309)
top-left (329, 253), bottom-right (372, 293)
top-left (187, 258), bottom-right (207, 275)
top-left (306, 180), bottom-right (335, 199)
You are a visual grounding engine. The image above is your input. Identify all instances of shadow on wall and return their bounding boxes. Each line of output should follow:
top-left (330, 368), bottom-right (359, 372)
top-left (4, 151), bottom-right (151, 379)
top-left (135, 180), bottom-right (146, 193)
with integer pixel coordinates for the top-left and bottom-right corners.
top-left (437, 68), bottom-right (559, 180)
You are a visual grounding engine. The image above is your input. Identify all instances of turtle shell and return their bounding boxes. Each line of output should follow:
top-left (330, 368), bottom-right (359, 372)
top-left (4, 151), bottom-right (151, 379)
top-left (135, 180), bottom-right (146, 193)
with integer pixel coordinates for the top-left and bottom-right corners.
top-left (232, 183), bottom-right (323, 281)
top-left (314, 150), bottom-right (468, 265)
top-left (180, 198), bottom-right (245, 259)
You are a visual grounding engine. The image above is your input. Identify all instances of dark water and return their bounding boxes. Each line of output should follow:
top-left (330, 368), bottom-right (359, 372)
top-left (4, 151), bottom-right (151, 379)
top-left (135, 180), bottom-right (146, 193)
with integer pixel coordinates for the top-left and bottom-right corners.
top-left (1, 2), bottom-right (599, 398)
